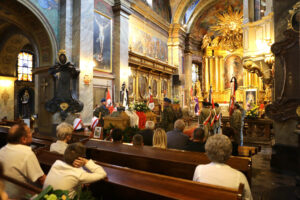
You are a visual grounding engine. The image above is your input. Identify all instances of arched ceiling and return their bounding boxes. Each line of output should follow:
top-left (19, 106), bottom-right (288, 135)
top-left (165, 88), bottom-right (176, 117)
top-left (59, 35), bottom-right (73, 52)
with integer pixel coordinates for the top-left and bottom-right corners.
top-left (0, 0), bottom-right (57, 68)
top-left (172, 0), bottom-right (243, 40)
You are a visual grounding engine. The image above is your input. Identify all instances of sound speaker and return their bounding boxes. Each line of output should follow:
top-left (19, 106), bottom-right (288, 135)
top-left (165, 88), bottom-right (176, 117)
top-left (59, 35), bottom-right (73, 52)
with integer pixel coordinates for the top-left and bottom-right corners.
top-left (172, 75), bottom-right (181, 85)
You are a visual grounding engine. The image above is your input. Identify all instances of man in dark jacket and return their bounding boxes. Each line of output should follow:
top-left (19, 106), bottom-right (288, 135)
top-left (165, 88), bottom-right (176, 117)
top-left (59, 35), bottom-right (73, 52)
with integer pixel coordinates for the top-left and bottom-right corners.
top-left (184, 128), bottom-right (206, 152)
top-left (161, 98), bottom-right (175, 132)
top-left (139, 121), bottom-right (155, 146)
top-left (167, 119), bottom-right (189, 150)
top-left (93, 98), bottom-right (110, 127)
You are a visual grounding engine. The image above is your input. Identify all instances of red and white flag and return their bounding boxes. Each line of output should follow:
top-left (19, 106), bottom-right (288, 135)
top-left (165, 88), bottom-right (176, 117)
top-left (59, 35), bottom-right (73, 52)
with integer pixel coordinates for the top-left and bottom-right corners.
top-left (106, 89), bottom-right (114, 114)
top-left (148, 94), bottom-right (155, 110)
top-left (229, 76), bottom-right (237, 116)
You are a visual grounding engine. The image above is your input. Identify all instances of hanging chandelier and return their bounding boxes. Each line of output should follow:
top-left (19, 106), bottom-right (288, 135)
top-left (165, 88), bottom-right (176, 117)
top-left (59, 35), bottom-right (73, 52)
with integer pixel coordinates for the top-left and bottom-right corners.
top-left (201, 6), bottom-right (243, 52)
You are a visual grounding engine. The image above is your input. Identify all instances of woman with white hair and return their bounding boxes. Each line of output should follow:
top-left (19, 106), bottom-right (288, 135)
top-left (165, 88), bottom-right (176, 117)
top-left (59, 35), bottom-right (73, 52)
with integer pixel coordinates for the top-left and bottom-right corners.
top-left (50, 122), bottom-right (73, 155)
top-left (193, 134), bottom-right (252, 200)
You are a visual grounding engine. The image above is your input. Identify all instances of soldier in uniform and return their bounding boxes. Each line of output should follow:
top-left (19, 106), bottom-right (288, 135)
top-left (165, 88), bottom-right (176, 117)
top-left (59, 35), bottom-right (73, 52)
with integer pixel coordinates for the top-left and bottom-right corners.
top-left (199, 102), bottom-right (212, 138)
top-left (213, 103), bottom-right (222, 134)
top-left (230, 103), bottom-right (242, 145)
top-left (93, 98), bottom-right (110, 127)
top-left (160, 98), bottom-right (175, 132)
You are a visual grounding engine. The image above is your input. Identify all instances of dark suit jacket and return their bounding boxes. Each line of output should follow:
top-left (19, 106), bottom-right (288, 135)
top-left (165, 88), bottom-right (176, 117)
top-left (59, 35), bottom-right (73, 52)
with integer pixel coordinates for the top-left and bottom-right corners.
top-left (184, 141), bottom-right (205, 152)
top-left (139, 129), bottom-right (154, 146)
top-left (166, 129), bottom-right (189, 150)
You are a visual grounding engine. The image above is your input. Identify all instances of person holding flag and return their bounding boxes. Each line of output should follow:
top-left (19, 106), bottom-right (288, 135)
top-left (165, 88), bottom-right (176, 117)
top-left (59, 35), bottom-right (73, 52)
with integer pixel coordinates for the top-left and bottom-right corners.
top-left (199, 101), bottom-right (211, 138)
top-left (93, 98), bottom-right (110, 127)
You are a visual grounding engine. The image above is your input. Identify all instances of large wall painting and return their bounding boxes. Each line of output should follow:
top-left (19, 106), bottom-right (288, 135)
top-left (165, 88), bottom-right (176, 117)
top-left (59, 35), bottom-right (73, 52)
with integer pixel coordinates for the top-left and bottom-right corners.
top-left (129, 28), bottom-right (168, 62)
top-left (30, 0), bottom-right (59, 39)
top-left (224, 55), bottom-right (243, 89)
top-left (93, 10), bottom-right (112, 72)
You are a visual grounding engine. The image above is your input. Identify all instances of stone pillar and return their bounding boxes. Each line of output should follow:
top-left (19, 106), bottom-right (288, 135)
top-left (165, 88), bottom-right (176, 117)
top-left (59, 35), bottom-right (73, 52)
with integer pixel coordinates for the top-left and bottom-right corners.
top-left (59, 0), bottom-right (73, 59)
top-left (113, 0), bottom-right (132, 103)
top-left (168, 23), bottom-right (185, 102)
top-left (183, 52), bottom-right (192, 106)
top-left (72, 0), bottom-right (94, 123)
top-left (265, 0), bottom-right (273, 16)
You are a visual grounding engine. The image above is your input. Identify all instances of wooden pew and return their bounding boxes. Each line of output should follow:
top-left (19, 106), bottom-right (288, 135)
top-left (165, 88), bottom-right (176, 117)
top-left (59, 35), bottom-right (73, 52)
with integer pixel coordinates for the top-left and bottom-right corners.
top-left (1, 175), bottom-right (41, 199)
top-left (35, 149), bottom-right (244, 200)
top-left (238, 146), bottom-right (261, 157)
top-left (83, 140), bottom-right (252, 183)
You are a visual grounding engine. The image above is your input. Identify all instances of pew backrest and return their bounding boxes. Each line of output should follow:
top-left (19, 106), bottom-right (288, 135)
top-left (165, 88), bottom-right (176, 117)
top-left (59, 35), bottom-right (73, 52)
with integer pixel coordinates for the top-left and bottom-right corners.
top-left (84, 140), bottom-right (252, 182)
top-left (35, 150), bottom-right (244, 200)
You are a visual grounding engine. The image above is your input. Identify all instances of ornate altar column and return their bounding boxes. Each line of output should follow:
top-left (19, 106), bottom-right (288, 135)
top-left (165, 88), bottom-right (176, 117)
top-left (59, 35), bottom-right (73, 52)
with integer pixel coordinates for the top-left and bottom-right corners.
top-left (72, 0), bottom-right (94, 123)
top-left (113, 0), bottom-right (132, 103)
top-left (219, 56), bottom-right (224, 91)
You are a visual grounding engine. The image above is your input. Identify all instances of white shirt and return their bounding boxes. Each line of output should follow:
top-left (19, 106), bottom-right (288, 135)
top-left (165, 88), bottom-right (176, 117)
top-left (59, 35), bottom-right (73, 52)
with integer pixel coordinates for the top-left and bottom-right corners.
top-left (193, 162), bottom-right (252, 200)
top-left (44, 160), bottom-right (107, 198)
top-left (50, 140), bottom-right (68, 155)
top-left (73, 118), bottom-right (82, 130)
top-left (91, 116), bottom-right (99, 130)
top-left (0, 144), bottom-right (44, 184)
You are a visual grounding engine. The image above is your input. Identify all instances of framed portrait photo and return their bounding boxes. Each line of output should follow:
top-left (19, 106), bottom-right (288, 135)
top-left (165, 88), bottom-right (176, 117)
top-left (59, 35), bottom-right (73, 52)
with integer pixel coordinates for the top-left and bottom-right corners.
top-left (93, 10), bottom-right (112, 72)
top-left (94, 127), bottom-right (102, 139)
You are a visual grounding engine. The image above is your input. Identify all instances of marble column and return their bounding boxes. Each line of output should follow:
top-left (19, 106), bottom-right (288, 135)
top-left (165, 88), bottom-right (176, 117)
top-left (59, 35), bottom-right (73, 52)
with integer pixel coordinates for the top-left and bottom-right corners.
top-left (184, 52), bottom-right (192, 106)
top-left (59, 0), bottom-right (73, 59)
top-left (113, 1), bottom-right (132, 103)
top-left (219, 56), bottom-right (224, 91)
top-left (72, 0), bottom-right (94, 123)
top-left (265, 0), bottom-right (273, 16)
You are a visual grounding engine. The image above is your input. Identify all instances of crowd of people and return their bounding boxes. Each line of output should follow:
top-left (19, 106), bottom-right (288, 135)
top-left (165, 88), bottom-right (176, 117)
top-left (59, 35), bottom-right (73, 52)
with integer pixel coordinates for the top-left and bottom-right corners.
top-left (0, 96), bottom-right (252, 199)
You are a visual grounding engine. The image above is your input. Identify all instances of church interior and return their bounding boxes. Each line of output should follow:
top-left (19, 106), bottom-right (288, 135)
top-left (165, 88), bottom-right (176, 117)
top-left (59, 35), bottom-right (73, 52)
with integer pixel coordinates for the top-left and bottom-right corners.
top-left (0, 0), bottom-right (299, 199)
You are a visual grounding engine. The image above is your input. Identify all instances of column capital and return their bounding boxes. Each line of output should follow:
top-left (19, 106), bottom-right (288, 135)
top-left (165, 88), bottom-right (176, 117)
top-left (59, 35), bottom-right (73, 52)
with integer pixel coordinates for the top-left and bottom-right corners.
top-left (113, 0), bottom-right (133, 17)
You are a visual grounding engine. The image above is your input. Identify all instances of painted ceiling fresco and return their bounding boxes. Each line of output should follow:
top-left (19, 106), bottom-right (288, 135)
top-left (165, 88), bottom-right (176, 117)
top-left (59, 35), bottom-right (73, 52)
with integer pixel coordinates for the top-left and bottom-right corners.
top-left (190, 0), bottom-right (243, 41)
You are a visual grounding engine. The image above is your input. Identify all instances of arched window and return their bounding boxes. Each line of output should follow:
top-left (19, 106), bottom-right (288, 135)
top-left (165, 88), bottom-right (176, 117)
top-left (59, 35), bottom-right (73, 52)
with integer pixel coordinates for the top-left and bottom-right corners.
top-left (17, 51), bottom-right (33, 82)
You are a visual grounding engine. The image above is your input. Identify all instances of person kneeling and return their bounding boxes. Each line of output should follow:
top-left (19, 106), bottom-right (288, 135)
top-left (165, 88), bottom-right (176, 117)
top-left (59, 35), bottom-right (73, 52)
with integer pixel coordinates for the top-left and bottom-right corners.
top-left (193, 134), bottom-right (252, 200)
top-left (44, 143), bottom-right (107, 198)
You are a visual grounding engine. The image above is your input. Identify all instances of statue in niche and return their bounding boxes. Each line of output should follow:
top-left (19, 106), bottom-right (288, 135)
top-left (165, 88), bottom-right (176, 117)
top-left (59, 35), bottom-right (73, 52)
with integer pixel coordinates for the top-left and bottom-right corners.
top-left (21, 90), bottom-right (30, 118)
top-left (120, 82), bottom-right (129, 108)
top-left (45, 50), bottom-right (83, 120)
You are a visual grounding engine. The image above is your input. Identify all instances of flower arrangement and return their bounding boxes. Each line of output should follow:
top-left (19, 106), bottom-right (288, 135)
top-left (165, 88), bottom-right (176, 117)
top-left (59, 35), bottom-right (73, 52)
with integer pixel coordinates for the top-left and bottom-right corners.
top-left (246, 105), bottom-right (259, 119)
top-left (32, 186), bottom-right (69, 200)
top-left (133, 102), bottom-right (150, 112)
top-left (173, 98), bottom-right (180, 104)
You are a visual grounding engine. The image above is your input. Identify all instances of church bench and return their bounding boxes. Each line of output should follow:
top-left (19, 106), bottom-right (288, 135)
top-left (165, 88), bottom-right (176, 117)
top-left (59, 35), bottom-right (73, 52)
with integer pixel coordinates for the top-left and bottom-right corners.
top-left (238, 146), bottom-right (260, 157)
top-left (1, 174), bottom-right (42, 199)
top-left (83, 140), bottom-right (252, 183)
top-left (35, 149), bottom-right (244, 200)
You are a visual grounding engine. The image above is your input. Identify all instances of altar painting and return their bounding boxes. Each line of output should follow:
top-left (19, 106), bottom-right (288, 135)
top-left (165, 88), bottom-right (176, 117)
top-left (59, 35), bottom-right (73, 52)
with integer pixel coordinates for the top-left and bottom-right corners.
top-left (93, 10), bottom-right (112, 72)
top-left (224, 55), bottom-right (243, 89)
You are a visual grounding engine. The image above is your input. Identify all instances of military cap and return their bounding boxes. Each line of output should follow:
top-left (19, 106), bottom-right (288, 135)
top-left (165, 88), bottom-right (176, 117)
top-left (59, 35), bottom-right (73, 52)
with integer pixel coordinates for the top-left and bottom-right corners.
top-left (101, 98), bottom-right (106, 103)
top-left (214, 103), bottom-right (219, 107)
top-left (202, 101), bottom-right (209, 106)
top-left (164, 97), bottom-right (171, 103)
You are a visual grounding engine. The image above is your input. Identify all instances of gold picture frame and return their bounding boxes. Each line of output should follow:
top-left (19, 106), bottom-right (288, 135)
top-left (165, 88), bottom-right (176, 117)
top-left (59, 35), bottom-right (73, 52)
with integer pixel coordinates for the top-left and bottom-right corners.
top-left (93, 10), bottom-right (112, 72)
top-left (244, 88), bottom-right (258, 108)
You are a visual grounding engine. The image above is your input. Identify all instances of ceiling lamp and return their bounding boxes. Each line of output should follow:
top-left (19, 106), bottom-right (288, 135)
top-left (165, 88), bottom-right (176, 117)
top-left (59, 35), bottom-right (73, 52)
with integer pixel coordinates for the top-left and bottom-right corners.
top-left (201, 6), bottom-right (243, 51)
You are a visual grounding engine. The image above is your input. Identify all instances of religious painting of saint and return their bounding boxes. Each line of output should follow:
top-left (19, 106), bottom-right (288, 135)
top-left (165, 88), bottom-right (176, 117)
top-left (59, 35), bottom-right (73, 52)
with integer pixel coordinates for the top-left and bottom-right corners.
top-left (161, 80), bottom-right (168, 97)
top-left (93, 10), bottom-right (112, 72)
top-left (128, 76), bottom-right (134, 97)
top-left (139, 76), bottom-right (148, 99)
top-left (245, 89), bottom-right (257, 108)
top-left (224, 55), bottom-right (243, 89)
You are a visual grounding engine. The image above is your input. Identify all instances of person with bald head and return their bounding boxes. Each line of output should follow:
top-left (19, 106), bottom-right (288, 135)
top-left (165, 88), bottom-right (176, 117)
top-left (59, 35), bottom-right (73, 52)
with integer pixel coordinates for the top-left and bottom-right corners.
top-left (0, 123), bottom-right (46, 186)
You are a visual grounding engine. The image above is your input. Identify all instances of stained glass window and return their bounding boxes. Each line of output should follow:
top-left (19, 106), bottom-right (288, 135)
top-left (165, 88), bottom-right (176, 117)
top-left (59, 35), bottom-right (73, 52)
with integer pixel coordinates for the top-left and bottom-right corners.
top-left (17, 52), bottom-right (33, 81)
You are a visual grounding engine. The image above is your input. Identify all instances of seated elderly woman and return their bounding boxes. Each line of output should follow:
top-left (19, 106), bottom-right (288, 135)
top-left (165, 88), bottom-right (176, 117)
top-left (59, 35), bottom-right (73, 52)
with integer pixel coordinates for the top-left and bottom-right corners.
top-left (153, 128), bottom-right (167, 149)
top-left (193, 134), bottom-right (252, 200)
top-left (50, 122), bottom-right (73, 155)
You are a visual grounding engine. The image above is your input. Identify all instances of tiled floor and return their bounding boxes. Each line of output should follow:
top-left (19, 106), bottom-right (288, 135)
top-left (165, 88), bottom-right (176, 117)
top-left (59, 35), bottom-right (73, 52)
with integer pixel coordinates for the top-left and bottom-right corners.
top-left (251, 145), bottom-right (298, 200)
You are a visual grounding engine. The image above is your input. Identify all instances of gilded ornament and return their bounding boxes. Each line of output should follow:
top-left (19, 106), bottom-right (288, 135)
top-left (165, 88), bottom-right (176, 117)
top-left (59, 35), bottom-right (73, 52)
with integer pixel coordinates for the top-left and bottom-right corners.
top-left (60, 103), bottom-right (69, 111)
top-left (296, 106), bottom-right (300, 117)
